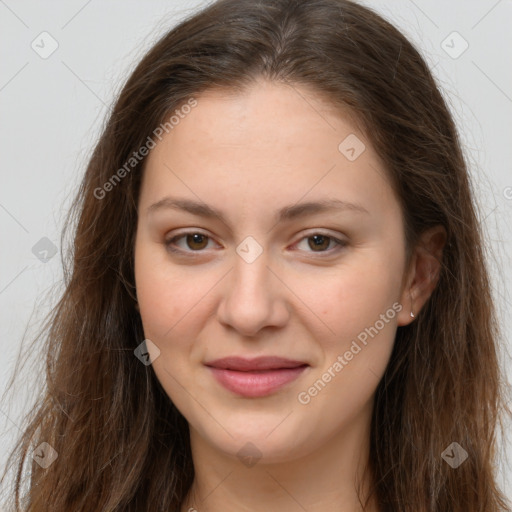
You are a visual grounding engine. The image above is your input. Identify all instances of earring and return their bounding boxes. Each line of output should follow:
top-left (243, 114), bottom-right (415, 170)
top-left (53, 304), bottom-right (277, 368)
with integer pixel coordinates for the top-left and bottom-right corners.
top-left (410, 291), bottom-right (415, 318)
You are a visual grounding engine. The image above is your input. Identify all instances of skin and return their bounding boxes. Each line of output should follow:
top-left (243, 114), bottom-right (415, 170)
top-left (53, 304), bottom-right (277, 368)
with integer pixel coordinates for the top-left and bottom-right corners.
top-left (134, 77), bottom-right (445, 512)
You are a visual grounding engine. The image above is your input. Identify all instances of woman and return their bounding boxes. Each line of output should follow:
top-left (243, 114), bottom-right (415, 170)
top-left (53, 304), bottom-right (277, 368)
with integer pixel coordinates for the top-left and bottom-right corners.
top-left (1, 0), bottom-right (510, 510)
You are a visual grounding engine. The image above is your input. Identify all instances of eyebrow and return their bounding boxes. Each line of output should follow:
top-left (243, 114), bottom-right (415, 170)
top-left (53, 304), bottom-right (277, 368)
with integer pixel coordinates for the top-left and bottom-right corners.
top-left (147, 196), bottom-right (369, 225)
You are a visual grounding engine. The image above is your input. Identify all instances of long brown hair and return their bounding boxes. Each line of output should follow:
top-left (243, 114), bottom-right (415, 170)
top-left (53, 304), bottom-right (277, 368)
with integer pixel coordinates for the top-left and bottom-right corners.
top-left (1, 0), bottom-right (510, 510)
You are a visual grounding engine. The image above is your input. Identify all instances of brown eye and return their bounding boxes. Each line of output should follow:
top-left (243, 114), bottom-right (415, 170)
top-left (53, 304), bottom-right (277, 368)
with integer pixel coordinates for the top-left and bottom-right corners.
top-left (184, 233), bottom-right (209, 250)
top-left (165, 231), bottom-right (214, 253)
top-left (307, 234), bottom-right (331, 251)
top-left (294, 232), bottom-right (347, 255)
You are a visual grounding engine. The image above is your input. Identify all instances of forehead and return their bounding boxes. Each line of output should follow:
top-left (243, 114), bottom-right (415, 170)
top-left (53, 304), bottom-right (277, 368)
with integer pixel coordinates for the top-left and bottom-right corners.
top-left (159, 79), bottom-right (366, 162)
top-left (140, 79), bottom-right (398, 223)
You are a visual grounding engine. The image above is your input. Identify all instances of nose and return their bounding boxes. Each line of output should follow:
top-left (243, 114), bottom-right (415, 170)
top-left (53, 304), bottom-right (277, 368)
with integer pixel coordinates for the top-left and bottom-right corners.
top-left (216, 245), bottom-right (290, 337)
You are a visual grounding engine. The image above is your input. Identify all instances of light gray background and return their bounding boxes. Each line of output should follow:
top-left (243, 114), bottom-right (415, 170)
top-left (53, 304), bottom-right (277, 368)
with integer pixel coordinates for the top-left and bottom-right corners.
top-left (1, 0), bottom-right (511, 504)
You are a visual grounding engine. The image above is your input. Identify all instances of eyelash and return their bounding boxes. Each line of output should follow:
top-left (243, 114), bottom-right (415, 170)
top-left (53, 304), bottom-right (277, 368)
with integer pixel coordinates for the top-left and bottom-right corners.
top-left (164, 230), bottom-right (348, 257)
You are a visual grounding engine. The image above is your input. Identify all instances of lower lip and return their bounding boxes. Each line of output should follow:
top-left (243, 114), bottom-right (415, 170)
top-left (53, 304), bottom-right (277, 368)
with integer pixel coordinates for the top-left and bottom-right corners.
top-left (207, 366), bottom-right (308, 397)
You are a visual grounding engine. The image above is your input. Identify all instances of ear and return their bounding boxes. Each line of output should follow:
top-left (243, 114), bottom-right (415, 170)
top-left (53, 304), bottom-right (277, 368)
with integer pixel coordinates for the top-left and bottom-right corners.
top-left (396, 225), bottom-right (447, 326)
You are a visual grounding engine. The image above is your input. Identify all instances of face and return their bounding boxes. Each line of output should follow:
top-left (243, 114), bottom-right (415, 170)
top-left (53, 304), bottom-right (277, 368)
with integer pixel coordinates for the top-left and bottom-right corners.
top-left (134, 78), bottom-right (412, 464)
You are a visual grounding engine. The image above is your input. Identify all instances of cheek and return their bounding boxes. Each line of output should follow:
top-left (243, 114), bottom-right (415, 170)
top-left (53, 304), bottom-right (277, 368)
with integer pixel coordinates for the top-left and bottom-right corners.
top-left (134, 244), bottom-right (226, 399)
top-left (302, 250), bottom-right (403, 402)
top-left (134, 242), bottom-right (210, 339)
top-left (134, 248), bottom-right (210, 412)
top-left (292, 269), bottom-right (400, 453)
top-left (315, 254), bottom-right (403, 345)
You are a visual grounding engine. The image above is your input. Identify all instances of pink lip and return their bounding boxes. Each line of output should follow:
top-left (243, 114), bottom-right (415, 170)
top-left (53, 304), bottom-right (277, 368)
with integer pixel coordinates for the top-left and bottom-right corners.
top-left (205, 356), bottom-right (309, 397)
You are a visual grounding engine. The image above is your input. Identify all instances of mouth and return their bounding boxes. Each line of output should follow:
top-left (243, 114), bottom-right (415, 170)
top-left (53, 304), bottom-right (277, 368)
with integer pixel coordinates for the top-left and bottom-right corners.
top-left (204, 356), bottom-right (309, 398)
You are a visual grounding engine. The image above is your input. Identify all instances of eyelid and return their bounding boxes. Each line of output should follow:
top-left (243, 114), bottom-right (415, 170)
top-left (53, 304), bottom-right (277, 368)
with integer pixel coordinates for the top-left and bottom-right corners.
top-left (294, 228), bottom-right (346, 242)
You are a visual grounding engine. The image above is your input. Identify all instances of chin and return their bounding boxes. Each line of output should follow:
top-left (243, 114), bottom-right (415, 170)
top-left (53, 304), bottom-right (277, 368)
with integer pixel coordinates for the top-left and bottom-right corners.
top-left (190, 410), bottom-right (318, 465)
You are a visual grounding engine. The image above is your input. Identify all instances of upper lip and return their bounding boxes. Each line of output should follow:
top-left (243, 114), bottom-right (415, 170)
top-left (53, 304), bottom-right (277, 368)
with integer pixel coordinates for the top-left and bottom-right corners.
top-left (205, 356), bottom-right (308, 371)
